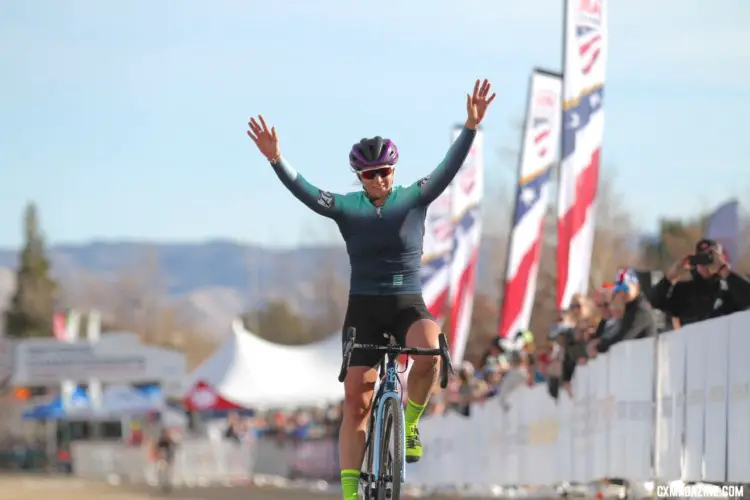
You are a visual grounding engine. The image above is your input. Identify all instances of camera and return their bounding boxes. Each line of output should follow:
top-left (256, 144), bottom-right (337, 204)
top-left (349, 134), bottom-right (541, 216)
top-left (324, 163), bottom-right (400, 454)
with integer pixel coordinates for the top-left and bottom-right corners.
top-left (689, 252), bottom-right (713, 266)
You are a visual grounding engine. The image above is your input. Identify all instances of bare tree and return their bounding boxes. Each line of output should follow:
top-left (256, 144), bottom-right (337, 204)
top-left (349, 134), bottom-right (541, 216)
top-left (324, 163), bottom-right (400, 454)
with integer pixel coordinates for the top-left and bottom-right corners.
top-left (60, 247), bottom-right (218, 368)
top-left (639, 217), bottom-right (704, 271)
top-left (463, 293), bottom-right (500, 365)
top-left (528, 208), bottom-right (558, 341)
top-left (588, 171), bottom-right (638, 287)
top-left (307, 251), bottom-right (348, 340)
top-left (243, 298), bottom-right (310, 345)
top-left (519, 169), bottom-right (636, 344)
top-left (738, 216), bottom-right (750, 275)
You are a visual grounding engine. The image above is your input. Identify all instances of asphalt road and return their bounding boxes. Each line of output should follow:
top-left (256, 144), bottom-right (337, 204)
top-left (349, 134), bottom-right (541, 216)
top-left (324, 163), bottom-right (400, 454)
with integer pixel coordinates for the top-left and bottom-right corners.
top-left (0, 475), bottom-right (482, 500)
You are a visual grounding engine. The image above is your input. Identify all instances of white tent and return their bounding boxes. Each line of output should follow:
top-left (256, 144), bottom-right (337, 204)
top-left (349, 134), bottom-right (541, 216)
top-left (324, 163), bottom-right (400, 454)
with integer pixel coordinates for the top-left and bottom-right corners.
top-left (183, 319), bottom-right (343, 408)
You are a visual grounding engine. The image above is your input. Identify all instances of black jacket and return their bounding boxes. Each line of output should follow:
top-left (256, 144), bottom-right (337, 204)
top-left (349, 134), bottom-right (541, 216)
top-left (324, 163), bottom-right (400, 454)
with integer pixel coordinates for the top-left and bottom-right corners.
top-left (647, 270), bottom-right (750, 326)
top-left (597, 294), bottom-right (656, 353)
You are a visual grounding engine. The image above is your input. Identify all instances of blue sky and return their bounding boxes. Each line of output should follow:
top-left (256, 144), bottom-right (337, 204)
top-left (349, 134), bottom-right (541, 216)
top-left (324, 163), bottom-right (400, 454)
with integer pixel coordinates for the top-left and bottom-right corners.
top-left (1, 0), bottom-right (748, 248)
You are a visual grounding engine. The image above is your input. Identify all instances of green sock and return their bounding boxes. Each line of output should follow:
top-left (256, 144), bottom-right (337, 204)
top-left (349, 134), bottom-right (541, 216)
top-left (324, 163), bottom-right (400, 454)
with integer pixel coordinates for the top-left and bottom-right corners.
top-left (404, 399), bottom-right (427, 430)
top-left (340, 469), bottom-right (359, 500)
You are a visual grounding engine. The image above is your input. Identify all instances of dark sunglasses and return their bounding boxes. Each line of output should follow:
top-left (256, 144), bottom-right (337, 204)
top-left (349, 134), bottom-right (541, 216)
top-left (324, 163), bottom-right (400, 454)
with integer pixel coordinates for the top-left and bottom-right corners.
top-left (359, 167), bottom-right (393, 180)
top-left (597, 302), bottom-right (609, 308)
top-left (569, 303), bottom-right (581, 309)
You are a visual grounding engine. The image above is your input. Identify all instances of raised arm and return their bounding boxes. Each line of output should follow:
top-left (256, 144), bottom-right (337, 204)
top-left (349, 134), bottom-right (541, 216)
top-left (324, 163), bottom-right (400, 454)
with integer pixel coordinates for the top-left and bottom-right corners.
top-left (415, 79), bottom-right (496, 206)
top-left (416, 126), bottom-right (477, 205)
top-left (270, 157), bottom-right (343, 219)
top-left (248, 115), bottom-right (341, 219)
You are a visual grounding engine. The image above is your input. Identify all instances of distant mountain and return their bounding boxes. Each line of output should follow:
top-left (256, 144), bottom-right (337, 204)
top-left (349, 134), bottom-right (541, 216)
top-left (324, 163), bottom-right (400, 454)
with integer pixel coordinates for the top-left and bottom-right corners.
top-left (0, 236), bottom-right (507, 338)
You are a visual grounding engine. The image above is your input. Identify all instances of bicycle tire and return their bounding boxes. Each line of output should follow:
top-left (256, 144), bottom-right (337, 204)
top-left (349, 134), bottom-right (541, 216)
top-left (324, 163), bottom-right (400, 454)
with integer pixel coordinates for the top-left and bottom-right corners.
top-left (157, 461), bottom-right (171, 494)
top-left (377, 397), bottom-right (403, 500)
top-left (363, 427), bottom-right (376, 498)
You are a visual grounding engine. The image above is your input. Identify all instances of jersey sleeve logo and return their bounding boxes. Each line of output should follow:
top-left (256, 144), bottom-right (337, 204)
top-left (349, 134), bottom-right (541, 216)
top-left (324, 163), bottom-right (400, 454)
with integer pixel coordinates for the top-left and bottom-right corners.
top-left (417, 175), bottom-right (430, 187)
top-left (317, 190), bottom-right (334, 208)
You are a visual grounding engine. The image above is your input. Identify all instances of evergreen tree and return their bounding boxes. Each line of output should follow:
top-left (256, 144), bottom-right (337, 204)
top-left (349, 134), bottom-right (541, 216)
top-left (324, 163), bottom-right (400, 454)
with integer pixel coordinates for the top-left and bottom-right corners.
top-left (5, 203), bottom-right (58, 338)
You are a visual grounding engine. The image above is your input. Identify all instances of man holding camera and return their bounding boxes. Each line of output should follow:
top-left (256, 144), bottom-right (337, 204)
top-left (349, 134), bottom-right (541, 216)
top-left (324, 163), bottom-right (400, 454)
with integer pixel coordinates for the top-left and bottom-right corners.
top-left (647, 239), bottom-right (750, 326)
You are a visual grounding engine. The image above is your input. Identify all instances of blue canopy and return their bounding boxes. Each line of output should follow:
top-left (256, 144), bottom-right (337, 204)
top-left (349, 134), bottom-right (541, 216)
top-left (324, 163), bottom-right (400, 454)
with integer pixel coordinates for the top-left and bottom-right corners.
top-left (22, 387), bottom-right (90, 421)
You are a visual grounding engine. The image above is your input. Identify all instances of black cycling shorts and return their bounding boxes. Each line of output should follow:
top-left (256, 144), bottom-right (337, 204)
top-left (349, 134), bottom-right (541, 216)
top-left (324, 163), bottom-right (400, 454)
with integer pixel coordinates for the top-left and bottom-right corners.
top-left (342, 294), bottom-right (434, 368)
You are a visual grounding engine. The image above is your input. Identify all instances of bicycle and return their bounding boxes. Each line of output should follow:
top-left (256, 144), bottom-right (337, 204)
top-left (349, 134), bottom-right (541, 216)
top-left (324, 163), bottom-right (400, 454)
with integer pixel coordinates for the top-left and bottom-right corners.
top-left (154, 449), bottom-right (173, 494)
top-left (338, 326), bottom-right (454, 500)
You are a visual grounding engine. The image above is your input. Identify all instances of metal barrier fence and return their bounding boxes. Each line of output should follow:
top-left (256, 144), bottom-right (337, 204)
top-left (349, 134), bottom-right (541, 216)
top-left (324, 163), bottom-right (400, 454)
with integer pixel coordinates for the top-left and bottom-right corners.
top-left (71, 437), bottom-right (255, 486)
top-left (70, 435), bottom-right (337, 485)
top-left (287, 437), bottom-right (338, 481)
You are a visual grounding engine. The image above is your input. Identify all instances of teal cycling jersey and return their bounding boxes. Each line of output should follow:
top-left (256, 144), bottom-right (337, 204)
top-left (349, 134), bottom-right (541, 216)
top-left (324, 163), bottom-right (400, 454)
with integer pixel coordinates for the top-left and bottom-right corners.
top-left (270, 126), bottom-right (477, 295)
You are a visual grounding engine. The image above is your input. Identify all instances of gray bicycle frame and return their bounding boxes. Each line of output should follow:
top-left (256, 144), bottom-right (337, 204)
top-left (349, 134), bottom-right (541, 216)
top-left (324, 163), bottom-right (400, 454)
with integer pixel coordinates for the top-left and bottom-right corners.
top-left (370, 356), bottom-right (406, 483)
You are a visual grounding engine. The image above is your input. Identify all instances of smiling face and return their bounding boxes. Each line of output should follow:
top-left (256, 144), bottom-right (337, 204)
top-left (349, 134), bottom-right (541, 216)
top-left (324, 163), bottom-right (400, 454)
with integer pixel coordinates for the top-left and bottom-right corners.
top-left (358, 165), bottom-right (394, 199)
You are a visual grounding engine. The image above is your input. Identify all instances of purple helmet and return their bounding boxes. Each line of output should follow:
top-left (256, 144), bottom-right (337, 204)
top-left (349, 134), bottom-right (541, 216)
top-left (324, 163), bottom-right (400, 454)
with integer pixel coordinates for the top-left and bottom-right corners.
top-left (349, 136), bottom-right (399, 171)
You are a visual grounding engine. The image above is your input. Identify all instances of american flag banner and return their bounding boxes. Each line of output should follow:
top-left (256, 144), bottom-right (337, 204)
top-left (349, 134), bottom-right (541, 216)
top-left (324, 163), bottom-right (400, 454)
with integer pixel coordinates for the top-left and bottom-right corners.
top-left (703, 199), bottom-right (740, 265)
top-left (402, 177), bottom-right (454, 379)
top-left (557, 0), bottom-right (608, 309)
top-left (420, 184), bottom-right (453, 324)
top-left (498, 69), bottom-right (562, 339)
top-left (52, 311), bottom-right (68, 341)
top-left (447, 127), bottom-right (484, 363)
top-left (59, 309), bottom-right (82, 411)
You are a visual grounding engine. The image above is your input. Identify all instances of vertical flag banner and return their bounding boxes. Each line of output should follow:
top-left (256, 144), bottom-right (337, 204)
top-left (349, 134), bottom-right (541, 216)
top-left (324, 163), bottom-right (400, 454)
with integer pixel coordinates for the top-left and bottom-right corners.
top-left (420, 185), bottom-right (453, 324)
top-left (498, 69), bottom-right (563, 339)
top-left (557, 0), bottom-right (608, 309)
top-left (60, 309), bottom-right (81, 410)
top-left (52, 311), bottom-right (68, 341)
top-left (448, 127), bottom-right (484, 363)
top-left (704, 199), bottom-right (739, 265)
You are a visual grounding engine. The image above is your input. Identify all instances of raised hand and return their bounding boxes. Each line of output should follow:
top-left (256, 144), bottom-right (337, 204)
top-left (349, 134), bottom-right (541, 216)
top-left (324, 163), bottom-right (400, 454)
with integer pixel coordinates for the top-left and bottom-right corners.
top-left (247, 115), bottom-right (281, 162)
top-left (666, 255), bottom-right (691, 284)
top-left (465, 79), bottom-right (496, 129)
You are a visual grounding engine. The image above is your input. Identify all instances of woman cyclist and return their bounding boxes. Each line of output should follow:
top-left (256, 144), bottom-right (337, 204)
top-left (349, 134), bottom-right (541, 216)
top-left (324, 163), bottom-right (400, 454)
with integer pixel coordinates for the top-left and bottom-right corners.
top-left (247, 79), bottom-right (495, 500)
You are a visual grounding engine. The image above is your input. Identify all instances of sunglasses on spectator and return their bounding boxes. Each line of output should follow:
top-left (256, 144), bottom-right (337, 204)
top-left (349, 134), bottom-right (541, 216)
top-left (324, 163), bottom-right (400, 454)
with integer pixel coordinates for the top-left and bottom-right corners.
top-left (569, 303), bottom-right (581, 309)
top-left (597, 302), bottom-right (609, 308)
top-left (359, 167), bottom-right (393, 180)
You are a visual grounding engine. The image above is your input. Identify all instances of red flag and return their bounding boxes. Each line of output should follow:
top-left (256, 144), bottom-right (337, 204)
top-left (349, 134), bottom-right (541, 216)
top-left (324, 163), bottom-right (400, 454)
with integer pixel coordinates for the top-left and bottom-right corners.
top-left (53, 311), bottom-right (67, 341)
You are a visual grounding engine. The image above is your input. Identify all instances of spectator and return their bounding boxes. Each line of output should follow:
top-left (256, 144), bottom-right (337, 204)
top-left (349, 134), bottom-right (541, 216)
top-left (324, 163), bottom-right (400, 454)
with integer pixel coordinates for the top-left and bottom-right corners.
top-left (647, 239), bottom-right (750, 326)
top-left (496, 351), bottom-right (528, 412)
top-left (551, 295), bottom-right (596, 392)
top-left (525, 352), bottom-right (546, 385)
top-left (561, 321), bottom-right (589, 390)
top-left (546, 323), bottom-right (567, 399)
top-left (224, 412), bottom-right (246, 443)
top-left (566, 293), bottom-right (596, 326)
top-left (535, 344), bottom-right (552, 380)
top-left (479, 356), bottom-right (507, 400)
top-left (590, 268), bottom-right (656, 354)
top-left (481, 336), bottom-right (506, 369)
top-left (454, 361), bottom-right (488, 417)
top-left (589, 283), bottom-right (619, 355)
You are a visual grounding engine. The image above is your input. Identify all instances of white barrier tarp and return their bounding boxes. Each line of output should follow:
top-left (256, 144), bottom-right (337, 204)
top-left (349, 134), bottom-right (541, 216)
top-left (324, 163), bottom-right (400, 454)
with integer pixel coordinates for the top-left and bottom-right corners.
top-left (703, 324), bottom-right (729, 481)
top-left (727, 312), bottom-right (750, 482)
top-left (655, 330), bottom-right (686, 480)
top-left (683, 321), bottom-right (707, 482)
top-left (410, 311), bottom-right (750, 487)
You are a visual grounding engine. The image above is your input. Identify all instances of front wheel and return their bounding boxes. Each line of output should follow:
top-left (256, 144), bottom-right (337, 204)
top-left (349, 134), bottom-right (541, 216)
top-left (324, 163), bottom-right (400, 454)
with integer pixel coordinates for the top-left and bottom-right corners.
top-left (156, 459), bottom-right (172, 494)
top-left (377, 397), bottom-right (403, 500)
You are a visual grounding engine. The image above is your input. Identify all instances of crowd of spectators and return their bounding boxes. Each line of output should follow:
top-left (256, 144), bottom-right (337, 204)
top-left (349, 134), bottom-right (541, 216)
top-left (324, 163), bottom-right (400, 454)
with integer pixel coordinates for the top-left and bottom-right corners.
top-left (425, 238), bottom-right (750, 418)
top-left (219, 403), bottom-right (343, 444)
top-left (205, 239), bottom-right (750, 434)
